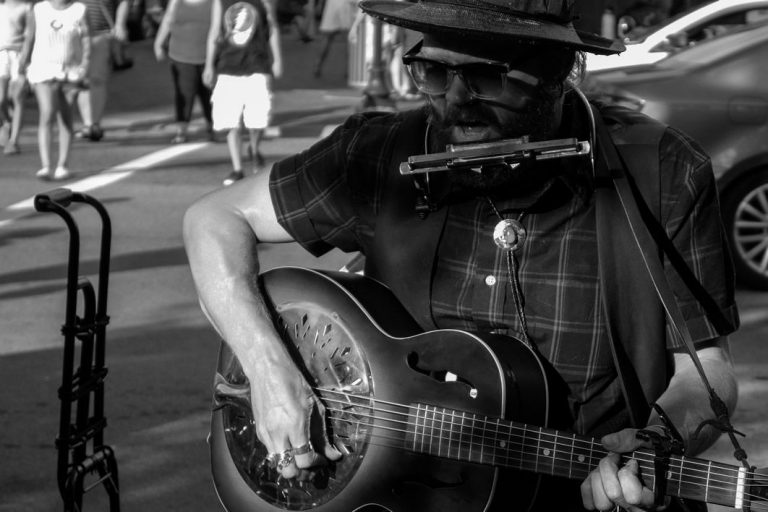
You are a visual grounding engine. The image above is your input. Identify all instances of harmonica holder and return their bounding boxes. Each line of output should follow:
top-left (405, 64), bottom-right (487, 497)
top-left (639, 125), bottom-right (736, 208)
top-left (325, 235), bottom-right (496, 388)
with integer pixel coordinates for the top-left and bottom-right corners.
top-left (400, 137), bottom-right (591, 176)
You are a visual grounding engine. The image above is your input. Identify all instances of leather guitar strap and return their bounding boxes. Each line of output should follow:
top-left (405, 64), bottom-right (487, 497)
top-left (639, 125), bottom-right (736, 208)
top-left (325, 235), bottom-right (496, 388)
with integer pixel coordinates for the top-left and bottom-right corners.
top-left (593, 111), bottom-right (741, 445)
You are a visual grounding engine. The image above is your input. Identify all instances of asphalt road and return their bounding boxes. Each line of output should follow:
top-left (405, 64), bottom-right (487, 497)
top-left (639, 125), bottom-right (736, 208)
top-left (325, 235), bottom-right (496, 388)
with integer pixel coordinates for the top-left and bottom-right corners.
top-left (1, 35), bottom-right (767, 512)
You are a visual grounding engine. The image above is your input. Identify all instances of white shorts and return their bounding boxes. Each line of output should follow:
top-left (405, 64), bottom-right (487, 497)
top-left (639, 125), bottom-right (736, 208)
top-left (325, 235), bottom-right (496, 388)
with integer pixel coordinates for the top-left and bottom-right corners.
top-left (211, 73), bottom-right (271, 130)
top-left (0, 49), bottom-right (23, 81)
top-left (319, 0), bottom-right (357, 32)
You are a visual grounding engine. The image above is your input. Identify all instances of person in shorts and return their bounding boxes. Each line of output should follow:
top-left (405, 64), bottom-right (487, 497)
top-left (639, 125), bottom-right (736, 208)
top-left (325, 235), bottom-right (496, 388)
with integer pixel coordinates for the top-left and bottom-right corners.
top-left (21, 0), bottom-right (90, 180)
top-left (203, 0), bottom-right (282, 186)
top-left (0, 0), bottom-right (33, 155)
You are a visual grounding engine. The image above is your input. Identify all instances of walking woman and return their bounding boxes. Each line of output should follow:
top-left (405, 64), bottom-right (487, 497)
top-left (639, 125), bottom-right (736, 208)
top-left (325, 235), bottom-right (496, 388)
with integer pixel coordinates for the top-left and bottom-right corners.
top-left (154, 0), bottom-right (214, 143)
top-left (20, 0), bottom-right (89, 180)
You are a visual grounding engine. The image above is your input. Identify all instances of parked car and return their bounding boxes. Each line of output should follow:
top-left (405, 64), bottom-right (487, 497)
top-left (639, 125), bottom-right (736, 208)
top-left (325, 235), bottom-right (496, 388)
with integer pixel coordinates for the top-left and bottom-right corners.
top-left (586, 0), bottom-right (768, 72)
top-left (585, 22), bottom-right (768, 289)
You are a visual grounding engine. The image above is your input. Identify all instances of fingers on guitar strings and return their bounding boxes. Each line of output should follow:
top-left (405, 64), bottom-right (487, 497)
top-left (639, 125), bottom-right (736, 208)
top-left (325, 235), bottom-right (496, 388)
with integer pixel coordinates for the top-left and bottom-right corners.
top-left (310, 395), bottom-right (343, 461)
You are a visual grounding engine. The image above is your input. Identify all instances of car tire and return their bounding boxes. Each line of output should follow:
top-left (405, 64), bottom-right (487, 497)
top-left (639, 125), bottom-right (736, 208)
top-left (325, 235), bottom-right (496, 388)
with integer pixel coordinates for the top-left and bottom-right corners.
top-left (721, 169), bottom-right (768, 290)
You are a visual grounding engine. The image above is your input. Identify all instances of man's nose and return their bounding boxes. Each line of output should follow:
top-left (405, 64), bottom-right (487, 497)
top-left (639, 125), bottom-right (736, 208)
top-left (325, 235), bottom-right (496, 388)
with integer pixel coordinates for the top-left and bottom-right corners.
top-left (444, 71), bottom-right (474, 105)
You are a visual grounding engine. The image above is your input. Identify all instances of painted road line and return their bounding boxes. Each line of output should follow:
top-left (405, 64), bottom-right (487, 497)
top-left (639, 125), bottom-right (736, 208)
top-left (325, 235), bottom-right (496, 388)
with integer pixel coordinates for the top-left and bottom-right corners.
top-left (0, 142), bottom-right (209, 230)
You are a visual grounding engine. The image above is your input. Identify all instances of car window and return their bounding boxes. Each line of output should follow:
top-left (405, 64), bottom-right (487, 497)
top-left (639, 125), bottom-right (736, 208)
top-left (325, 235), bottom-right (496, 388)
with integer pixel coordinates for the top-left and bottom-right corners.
top-left (623, 1), bottom-right (717, 42)
top-left (657, 22), bottom-right (768, 68)
top-left (646, 6), bottom-right (768, 51)
top-left (683, 8), bottom-right (768, 41)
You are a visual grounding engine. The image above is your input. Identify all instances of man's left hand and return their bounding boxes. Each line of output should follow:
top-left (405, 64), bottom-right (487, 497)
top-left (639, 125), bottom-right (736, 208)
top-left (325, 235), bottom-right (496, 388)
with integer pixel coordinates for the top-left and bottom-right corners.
top-left (580, 428), bottom-right (666, 511)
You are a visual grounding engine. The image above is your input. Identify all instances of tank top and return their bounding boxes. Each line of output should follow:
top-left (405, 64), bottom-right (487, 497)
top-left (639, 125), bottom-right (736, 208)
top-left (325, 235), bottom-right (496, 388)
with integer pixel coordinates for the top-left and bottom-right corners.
top-left (26, 0), bottom-right (86, 83)
top-left (168, 0), bottom-right (211, 64)
top-left (0, 2), bottom-right (31, 51)
top-left (214, 0), bottom-right (272, 76)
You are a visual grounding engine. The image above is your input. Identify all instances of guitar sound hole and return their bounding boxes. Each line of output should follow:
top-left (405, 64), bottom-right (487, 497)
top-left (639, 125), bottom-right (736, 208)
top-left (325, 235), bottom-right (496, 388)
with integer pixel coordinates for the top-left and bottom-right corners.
top-left (219, 304), bottom-right (373, 510)
top-left (406, 352), bottom-right (477, 395)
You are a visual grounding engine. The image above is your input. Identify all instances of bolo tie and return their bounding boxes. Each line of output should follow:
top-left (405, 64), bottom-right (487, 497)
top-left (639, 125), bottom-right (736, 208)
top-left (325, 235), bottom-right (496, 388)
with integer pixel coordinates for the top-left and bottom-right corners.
top-left (485, 197), bottom-right (532, 347)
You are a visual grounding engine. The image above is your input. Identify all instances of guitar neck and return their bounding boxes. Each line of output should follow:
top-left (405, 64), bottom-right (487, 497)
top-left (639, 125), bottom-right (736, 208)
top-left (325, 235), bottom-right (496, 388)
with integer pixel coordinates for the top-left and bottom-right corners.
top-left (406, 404), bottom-right (747, 508)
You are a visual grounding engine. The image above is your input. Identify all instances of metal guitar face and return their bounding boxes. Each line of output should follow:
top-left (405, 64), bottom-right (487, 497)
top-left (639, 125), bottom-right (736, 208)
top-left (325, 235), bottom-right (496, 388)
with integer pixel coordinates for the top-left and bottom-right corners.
top-left (216, 302), bottom-right (374, 510)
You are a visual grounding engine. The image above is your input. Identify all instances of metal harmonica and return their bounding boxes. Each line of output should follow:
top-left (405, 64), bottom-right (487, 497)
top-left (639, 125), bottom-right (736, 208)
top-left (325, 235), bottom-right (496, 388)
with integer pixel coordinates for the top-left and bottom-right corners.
top-left (399, 137), bottom-right (591, 175)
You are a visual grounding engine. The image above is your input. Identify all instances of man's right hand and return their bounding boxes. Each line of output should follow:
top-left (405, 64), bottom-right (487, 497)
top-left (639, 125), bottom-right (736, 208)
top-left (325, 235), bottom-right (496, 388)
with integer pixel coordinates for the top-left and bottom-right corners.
top-left (248, 360), bottom-right (343, 478)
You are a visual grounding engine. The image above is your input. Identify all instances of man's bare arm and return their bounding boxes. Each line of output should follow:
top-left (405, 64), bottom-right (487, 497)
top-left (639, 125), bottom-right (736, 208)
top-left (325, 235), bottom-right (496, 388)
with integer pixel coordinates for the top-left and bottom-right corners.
top-left (183, 173), bottom-right (341, 478)
top-left (652, 336), bottom-right (738, 456)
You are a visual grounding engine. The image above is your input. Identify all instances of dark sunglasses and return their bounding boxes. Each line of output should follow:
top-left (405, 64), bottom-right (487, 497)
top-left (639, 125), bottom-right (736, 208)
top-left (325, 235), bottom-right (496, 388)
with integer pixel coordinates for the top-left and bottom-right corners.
top-left (402, 41), bottom-right (541, 100)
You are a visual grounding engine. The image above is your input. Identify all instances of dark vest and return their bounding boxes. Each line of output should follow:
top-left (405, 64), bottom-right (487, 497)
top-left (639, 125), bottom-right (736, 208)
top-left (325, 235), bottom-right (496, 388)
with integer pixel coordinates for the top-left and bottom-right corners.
top-left (364, 105), bottom-right (669, 426)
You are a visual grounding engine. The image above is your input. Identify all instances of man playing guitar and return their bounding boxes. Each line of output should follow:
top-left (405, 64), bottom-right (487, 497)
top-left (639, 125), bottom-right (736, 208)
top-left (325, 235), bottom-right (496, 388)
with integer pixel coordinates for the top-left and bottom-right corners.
top-left (183, 1), bottom-right (740, 510)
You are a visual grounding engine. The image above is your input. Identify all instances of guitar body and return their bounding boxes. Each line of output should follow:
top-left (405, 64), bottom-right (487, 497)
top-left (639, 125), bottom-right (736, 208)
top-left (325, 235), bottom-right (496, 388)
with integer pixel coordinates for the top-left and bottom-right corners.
top-left (211, 267), bottom-right (574, 512)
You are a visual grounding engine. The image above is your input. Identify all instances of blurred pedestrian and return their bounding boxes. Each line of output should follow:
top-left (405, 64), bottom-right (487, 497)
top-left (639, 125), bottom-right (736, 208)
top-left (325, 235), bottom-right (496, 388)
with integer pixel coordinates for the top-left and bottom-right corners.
top-left (74, 0), bottom-right (128, 141)
top-left (348, 9), bottom-right (415, 98)
top-left (312, 0), bottom-right (355, 77)
top-left (0, 0), bottom-right (32, 155)
top-left (203, 0), bottom-right (282, 186)
top-left (276, 0), bottom-right (313, 42)
top-left (154, 0), bottom-right (213, 143)
top-left (20, 0), bottom-right (90, 180)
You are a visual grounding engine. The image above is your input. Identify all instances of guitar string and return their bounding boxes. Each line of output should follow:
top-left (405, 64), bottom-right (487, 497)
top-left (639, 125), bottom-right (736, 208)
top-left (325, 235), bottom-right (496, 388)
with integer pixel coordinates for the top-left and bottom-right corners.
top-left (318, 387), bottom-right (738, 478)
top-left (322, 398), bottom-right (763, 492)
top-left (319, 390), bottom-right (752, 486)
top-left (322, 407), bottom-right (768, 506)
top-left (316, 389), bottom-right (759, 485)
top-left (321, 404), bottom-right (764, 496)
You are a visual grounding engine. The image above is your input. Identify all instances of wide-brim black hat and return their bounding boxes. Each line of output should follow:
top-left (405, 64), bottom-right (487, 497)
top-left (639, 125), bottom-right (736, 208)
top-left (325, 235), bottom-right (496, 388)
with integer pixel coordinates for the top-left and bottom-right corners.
top-left (359, 0), bottom-right (625, 55)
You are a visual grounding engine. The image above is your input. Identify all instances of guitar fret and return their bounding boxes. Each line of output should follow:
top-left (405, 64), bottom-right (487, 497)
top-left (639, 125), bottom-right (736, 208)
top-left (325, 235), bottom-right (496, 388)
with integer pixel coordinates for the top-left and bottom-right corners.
top-left (468, 413), bottom-right (475, 462)
top-left (479, 415), bottom-right (485, 464)
top-left (705, 460), bottom-right (711, 504)
top-left (676, 456), bottom-right (685, 499)
top-left (519, 424), bottom-right (527, 471)
top-left (568, 433), bottom-right (576, 478)
top-left (550, 431), bottom-right (558, 475)
top-left (492, 418), bottom-right (500, 466)
top-left (412, 404), bottom-right (419, 453)
top-left (438, 407), bottom-right (446, 458)
top-left (429, 405), bottom-right (436, 456)
top-left (570, 436), bottom-right (592, 479)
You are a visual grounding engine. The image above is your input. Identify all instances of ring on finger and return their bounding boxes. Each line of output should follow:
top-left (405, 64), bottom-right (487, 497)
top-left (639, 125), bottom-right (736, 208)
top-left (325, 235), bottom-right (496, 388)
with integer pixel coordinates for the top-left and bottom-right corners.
top-left (277, 449), bottom-right (295, 471)
top-left (264, 452), bottom-right (281, 468)
top-left (292, 441), bottom-right (313, 456)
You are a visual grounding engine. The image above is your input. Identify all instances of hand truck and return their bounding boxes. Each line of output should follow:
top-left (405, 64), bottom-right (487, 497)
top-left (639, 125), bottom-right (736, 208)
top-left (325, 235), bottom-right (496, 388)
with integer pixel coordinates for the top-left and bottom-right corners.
top-left (34, 188), bottom-right (120, 512)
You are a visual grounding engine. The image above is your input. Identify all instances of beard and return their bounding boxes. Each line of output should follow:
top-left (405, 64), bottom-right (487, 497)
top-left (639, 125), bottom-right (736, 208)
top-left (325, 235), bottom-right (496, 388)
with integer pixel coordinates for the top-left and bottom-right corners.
top-left (428, 91), bottom-right (564, 198)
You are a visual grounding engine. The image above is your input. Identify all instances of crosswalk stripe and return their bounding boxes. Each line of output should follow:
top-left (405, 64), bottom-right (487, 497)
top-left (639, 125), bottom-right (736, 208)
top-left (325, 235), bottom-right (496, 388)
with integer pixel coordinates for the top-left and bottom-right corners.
top-left (0, 143), bottom-right (209, 229)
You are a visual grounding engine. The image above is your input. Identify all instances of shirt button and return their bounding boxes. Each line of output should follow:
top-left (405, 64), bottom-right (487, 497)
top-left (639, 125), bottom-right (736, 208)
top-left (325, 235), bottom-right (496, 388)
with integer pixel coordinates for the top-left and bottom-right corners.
top-left (485, 275), bottom-right (497, 286)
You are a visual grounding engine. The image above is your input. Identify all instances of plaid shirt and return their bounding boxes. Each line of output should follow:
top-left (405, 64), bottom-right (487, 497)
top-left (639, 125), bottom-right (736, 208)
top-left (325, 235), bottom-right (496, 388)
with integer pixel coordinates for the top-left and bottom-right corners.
top-left (269, 106), bottom-right (738, 436)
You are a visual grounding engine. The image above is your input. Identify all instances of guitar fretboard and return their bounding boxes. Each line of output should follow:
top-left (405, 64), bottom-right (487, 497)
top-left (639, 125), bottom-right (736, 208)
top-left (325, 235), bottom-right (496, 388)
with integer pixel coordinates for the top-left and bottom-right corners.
top-left (404, 404), bottom-right (747, 508)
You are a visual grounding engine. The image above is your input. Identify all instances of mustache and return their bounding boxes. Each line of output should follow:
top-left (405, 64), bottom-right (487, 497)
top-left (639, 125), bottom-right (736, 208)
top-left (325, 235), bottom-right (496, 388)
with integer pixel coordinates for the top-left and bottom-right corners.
top-left (436, 102), bottom-right (500, 128)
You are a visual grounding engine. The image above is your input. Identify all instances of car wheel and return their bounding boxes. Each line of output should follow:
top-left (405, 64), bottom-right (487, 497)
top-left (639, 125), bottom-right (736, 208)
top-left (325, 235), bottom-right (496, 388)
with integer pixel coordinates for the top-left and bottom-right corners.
top-left (721, 169), bottom-right (768, 290)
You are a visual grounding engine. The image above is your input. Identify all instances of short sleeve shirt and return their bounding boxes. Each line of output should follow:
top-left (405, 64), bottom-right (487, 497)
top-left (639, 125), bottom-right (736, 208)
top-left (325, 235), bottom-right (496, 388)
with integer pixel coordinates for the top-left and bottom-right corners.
top-left (269, 106), bottom-right (739, 435)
